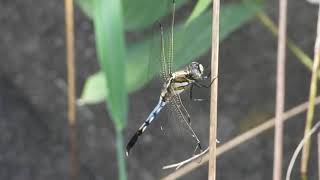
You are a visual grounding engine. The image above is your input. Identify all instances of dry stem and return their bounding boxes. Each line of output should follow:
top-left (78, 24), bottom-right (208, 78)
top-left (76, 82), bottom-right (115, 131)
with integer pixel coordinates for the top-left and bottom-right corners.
top-left (208, 0), bottom-right (220, 179)
top-left (256, 12), bottom-right (319, 78)
top-left (64, 0), bottom-right (77, 179)
top-left (273, 0), bottom-right (287, 179)
top-left (163, 148), bottom-right (209, 170)
top-left (161, 97), bottom-right (320, 180)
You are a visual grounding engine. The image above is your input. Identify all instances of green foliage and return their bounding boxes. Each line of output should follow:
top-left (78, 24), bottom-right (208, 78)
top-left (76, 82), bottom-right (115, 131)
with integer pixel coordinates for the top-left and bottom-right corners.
top-left (93, 0), bottom-right (127, 131)
top-left (122, 0), bottom-right (188, 31)
top-left (79, 1), bottom-right (264, 105)
top-left (76, 0), bottom-right (189, 31)
top-left (78, 72), bottom-right (106, 105)
top-left (92, 0), bottom-right (127, 179)
top-left (185, 0), bottom-right (211, 25)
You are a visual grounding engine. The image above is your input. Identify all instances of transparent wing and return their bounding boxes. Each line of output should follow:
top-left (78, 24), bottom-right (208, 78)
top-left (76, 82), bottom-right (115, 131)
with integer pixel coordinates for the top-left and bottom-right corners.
top-left (160, 24), bottom-right (169, 81)
top-left (171, 94), bottom-right (200, 140)
top-left (161, 95), bottom-right (192, 137)
top-left (172, 94), bottom-right (191, 125)
top-left (158, 99), bottom-right (188, 138)
top-left (167, 1), bottom-right (175, 76)
top-left (149, 21), bottom-right (171, 82)
top-left (169, 98), bottom-right (190, 134)
top-left (146, 24), bottom-right (168, 83)
top-left (159, 0), bottom-right (175, 81)
top-left (169, 94), bottom-right (202, 153)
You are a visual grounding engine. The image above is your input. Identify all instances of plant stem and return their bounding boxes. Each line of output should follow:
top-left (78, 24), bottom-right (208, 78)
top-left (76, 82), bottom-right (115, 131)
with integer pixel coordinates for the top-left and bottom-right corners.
top-left (256, 12), bottom-right (320, 79)
top-left (208, 0), bottom-right (220, 179)
top-left (301, 5), bottom-right (320, 178)
top-left (64, 0), bottom-right (78, 179)
top-left (116, 129), bottom-right (127, 180)
top-left (273, 0), bottom-right (287, 179)
top-left (162, 96), bottom-right (320, 180)
top-left (286, 122), bottom-right (320, 180)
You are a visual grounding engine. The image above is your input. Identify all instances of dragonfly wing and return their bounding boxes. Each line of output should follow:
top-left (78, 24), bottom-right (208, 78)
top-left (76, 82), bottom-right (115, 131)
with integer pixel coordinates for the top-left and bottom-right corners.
top-left (146, 0), bottom-right (176, 82)
top-left (159, 24), bottom-right (169, 81)
top-left (159, 0), bottom-right (175, 81)
top-left (162, 100), bottom-right (190, 137)
top-left (159, 94), bottom-right (191, 138)
top-left (169, 93), bottom-right (201, 145)
top-left (146, 24), bottom-right (168, 83)
top-left (171, 94), bottom-right (191, 124)
top-left (167, 1), bottom-right (175, 75)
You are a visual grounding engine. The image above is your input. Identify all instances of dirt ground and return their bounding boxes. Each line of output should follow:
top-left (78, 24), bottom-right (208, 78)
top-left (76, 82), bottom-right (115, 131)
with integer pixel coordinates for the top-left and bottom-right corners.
top-left (1, 0), bottom-right (320, 179)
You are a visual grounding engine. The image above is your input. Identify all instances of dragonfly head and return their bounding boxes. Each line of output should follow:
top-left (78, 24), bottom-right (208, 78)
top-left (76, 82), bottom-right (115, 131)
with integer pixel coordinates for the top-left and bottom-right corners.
top-left (188, 62), bottom-right (204, 80)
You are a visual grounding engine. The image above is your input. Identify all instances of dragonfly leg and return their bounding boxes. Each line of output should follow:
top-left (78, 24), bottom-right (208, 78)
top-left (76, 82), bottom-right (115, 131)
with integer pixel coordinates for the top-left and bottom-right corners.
top-left (187, 126), bottom-right (202, 155)
top-left (190, 76), bottom-right (218, 102)
top-left (192, 140), bottom-right (203, 157)
top-left (194, 76), bottom-right (218, 88)
top-left (203, 71), bottom-right (211, 80)
top-left (189, 84), bottom-right (206, 102)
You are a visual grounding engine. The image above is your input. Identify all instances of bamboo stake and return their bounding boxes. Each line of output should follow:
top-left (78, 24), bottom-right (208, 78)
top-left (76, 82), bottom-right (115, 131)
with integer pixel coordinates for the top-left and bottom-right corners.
top-left (208, 0), bottom-right (220, 179)
top-left (64, 0), bottom-right (77, 179)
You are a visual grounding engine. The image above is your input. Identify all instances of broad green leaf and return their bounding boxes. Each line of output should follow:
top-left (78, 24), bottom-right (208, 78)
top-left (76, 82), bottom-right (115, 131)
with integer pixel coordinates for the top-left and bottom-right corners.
top-left (185, 0), bottom-right (211, 25)
top-left (75, 0), bottom-right (189, 31)
top-left (80, 2), bottom-right (263, 104)
top-left (93, 0), bottom-right (127, 130)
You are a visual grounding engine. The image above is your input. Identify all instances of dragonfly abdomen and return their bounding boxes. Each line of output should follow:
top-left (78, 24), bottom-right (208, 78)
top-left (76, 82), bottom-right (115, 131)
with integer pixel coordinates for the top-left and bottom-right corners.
top-left (126, 97), bottom-right (166, 155)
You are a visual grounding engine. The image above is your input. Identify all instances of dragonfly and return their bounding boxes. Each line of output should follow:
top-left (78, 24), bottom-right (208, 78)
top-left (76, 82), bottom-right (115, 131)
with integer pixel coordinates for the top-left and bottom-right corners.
top-left (126, 0), bottom-right (216, 156)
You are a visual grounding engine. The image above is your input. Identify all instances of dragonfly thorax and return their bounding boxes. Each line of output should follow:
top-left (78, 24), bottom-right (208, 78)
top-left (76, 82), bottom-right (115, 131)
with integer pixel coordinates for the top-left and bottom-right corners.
top-left (187, 62), bottom-right (204, 80)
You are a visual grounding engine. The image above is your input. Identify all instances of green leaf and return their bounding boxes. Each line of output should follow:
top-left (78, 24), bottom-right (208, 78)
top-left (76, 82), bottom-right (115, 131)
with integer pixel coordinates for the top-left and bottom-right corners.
top-left (122, 0), bottom-right (188, 31)
top-left (78, 72), bottom-right (106, 105)
top-left (76, 0), bottom-right (95, 19)
top-left (75, 0), bottom-right (189, 31)
top-left (185, 0), bottom-right (211, 25)
top-left (93, 0), bottom-right (127, 130)
top-left (80, 1), bottom-right (263, 105)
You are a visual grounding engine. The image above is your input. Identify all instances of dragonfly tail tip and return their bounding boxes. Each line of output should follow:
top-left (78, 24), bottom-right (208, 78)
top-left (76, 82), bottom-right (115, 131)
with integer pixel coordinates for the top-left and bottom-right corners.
top-left (125, 144), bottom-right (131, 156)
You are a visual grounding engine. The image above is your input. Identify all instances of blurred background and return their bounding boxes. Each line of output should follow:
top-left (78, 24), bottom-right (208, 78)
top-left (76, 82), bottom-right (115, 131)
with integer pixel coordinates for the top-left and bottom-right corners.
top-left (1, 0), bottom-right (320, 179)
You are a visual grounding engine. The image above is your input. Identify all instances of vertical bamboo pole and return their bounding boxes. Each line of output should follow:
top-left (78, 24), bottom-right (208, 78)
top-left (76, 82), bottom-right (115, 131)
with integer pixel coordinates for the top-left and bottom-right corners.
top-left (208, 0), bottom-right (220, 179)
top-left (64, 0), bottom-right (77, 179)
top-left (273, 0), bottom-right (287, 179)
